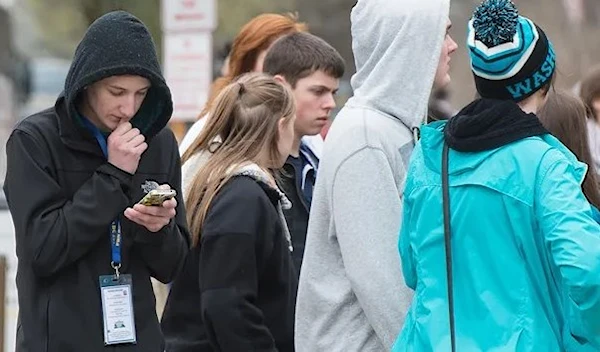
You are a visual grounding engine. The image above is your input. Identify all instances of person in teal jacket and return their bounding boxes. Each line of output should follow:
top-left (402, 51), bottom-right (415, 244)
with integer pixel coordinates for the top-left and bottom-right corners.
top-left (393, 1), bottom-right (600, 351)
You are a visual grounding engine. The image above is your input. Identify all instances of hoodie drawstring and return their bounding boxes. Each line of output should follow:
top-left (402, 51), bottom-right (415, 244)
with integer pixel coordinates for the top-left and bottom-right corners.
top-left (412, 126), bottom-right (421, 143)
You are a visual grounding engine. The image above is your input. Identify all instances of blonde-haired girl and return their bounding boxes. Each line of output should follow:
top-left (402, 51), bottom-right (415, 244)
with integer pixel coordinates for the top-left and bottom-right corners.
top-left (161, 72), bottom-right (298, 352)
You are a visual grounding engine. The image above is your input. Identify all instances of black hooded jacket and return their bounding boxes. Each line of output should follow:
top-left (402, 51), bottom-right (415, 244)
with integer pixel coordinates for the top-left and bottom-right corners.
top-left (4, 11), bottom-right (189, 352)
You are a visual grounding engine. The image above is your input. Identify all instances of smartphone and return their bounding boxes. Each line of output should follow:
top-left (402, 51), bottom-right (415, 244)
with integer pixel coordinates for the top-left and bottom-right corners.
top-left (138, 189), bottom-right (177, 206)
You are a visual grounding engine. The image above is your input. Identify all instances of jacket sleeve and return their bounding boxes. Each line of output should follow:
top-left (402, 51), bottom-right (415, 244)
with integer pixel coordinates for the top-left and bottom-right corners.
top-left (399, 194), bottom-right (417, 290)
top-left (133, 132), bottom-right (190, 284)
top-left (4, 129), bottom-right (131, 278)
top-left (535, 150), bottom-right (600, 347)
top-left (332, 146), bottom-right (411, 350)
top-left (199, 183), bottom-right (278, 352)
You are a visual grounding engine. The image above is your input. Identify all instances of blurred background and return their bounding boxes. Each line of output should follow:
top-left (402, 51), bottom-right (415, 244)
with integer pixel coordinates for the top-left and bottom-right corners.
top-left (0, 0), bottom-right (599, 351)
top-left (1, 0), bottom-right (599, 141)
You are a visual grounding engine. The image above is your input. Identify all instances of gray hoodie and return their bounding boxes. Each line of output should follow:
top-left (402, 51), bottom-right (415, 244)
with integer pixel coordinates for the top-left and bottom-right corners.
top-left (294, 0), bottom-right (450, 351)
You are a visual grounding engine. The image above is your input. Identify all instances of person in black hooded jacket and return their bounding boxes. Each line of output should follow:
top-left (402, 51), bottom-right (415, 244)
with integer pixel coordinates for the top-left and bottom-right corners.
top-left (3, 11), bottom-right (189, 352)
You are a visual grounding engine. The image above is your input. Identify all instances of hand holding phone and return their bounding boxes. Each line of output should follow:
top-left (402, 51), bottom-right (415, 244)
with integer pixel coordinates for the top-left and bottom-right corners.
top-left (125, 184), bottom-right (178, 232)
top-left (138, 188), bottom-right (177, 206)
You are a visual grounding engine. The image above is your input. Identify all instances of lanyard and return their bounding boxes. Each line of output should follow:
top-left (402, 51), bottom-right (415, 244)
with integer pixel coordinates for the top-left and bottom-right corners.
top-left (80, 117), bottom-right (122, 278)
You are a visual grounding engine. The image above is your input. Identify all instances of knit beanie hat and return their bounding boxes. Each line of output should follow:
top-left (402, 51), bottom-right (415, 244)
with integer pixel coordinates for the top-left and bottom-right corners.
top-left (467, 0), bottom-right (555, 102)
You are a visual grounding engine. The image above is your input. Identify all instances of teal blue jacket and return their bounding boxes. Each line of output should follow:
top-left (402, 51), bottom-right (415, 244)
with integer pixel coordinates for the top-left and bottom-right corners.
top-left (393, 121), bottom-right (600, 351)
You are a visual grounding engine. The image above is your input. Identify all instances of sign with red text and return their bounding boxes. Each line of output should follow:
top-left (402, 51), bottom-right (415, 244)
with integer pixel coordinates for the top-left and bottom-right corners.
top-left (162, 0), bottom-right (216, 32)
top-left (164, 32), bottom-right (212, 121)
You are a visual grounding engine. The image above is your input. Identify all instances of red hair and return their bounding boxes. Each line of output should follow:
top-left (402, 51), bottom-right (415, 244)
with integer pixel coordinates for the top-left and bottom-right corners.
top-left (200, 13), bottom-right (307, 120)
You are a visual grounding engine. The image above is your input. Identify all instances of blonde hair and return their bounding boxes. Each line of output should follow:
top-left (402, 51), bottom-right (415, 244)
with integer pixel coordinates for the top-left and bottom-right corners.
top-left (183, 73), bottom-right (296, 246)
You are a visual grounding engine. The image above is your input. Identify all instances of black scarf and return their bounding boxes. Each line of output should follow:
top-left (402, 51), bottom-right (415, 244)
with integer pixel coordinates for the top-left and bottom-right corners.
top-left (444, 98), bottom-right (548, 152)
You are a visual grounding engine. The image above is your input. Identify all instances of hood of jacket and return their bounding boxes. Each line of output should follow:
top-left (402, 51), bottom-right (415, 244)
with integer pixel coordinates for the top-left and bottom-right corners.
top-left (228, 163), bottom-right (292, 210)
top-left (57, 10), bottom-right (172, 140)
top-left (420, 119), bottom-right (586, 183)
top-left (347, 0), bottom-right (450, 130)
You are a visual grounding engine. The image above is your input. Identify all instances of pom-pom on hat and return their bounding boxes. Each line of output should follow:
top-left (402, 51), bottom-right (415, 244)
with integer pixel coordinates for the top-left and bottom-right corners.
top-left (467, 0), bottom-right (555, 102)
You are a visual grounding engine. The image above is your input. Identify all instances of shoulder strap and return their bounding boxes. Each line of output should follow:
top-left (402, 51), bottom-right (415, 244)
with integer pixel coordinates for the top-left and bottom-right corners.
top-left (442, 142), bottom-right (456, 352)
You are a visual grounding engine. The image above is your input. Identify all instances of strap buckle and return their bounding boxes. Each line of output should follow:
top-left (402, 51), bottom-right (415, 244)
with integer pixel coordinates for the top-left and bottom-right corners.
top-left (111, 261), bottom-right (121, 280)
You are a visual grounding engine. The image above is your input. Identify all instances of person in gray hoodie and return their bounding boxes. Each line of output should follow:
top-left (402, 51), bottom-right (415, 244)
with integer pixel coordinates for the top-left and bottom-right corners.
top-left (294, 0), bottom-right (457, 350)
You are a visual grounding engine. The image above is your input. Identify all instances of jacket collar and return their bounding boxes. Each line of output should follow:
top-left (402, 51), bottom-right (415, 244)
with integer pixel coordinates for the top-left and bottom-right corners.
top-left (55, 95), bottom-right (105, 157)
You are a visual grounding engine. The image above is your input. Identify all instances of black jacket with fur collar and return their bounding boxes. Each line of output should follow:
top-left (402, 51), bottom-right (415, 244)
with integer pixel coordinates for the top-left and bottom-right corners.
top-left (161, 168), bottom-right (298, 352)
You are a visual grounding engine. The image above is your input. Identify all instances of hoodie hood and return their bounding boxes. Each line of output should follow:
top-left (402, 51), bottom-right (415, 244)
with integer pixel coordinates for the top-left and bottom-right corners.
top-left (59, 11), bottom-right (172, 138)
top-left (228, 163), bottom-right (292, 210)
top-left (348, 0), bottom-right (450, 129)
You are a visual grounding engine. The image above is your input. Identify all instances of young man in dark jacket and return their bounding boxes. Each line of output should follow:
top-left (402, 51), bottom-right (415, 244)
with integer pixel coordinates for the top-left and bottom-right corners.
top-left (4, 11), bottom-right (189, 352)
top-left (262, 32), bottom-right (345, 276)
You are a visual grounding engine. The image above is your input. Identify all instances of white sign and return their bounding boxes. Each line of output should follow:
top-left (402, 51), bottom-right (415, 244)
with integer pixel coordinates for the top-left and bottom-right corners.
top-left (0, 210), bottom-right (17, 352)
top-left (164, 32), bottom-right (212, 122)
top-left (0, 75), bottom-right (14, 181)
top-left (0, 0), bottom-right (14, 8)
top-left (162, 0), bottom-right (216, 32)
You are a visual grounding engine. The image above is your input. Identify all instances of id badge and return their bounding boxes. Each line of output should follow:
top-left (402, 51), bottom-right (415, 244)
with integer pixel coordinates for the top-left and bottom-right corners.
top-left (99, 274), bottom-right (137, 345)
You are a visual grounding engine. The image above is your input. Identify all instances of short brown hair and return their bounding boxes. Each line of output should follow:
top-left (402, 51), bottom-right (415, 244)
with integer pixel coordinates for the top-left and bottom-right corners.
top-left (263, 32), bottom-right (345, 87)
top-left (580, 65), bottom-right (600, 118)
